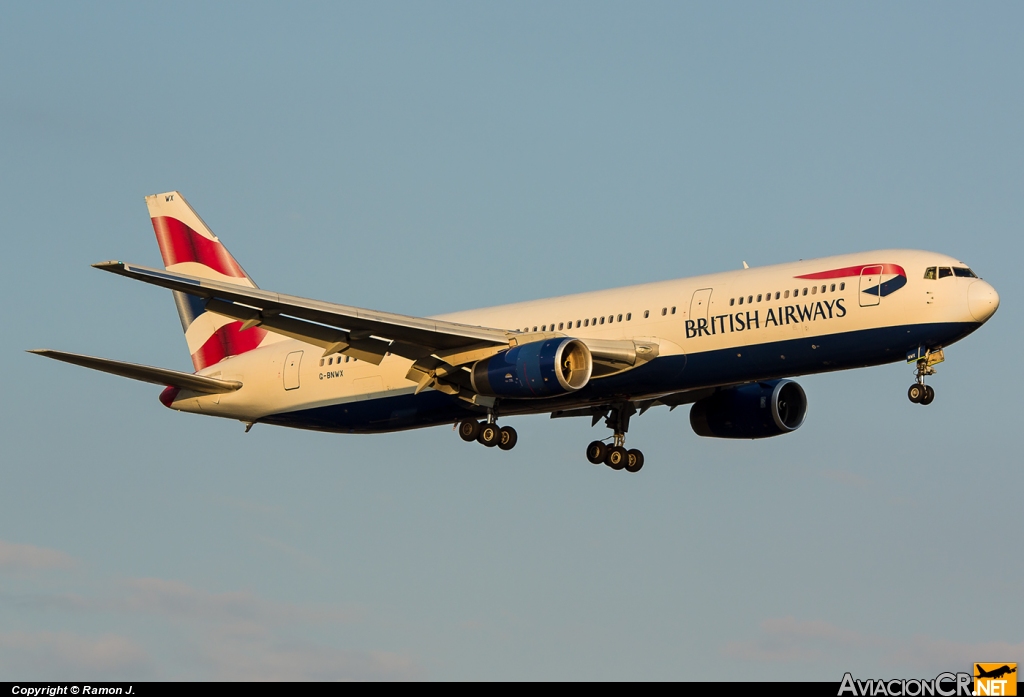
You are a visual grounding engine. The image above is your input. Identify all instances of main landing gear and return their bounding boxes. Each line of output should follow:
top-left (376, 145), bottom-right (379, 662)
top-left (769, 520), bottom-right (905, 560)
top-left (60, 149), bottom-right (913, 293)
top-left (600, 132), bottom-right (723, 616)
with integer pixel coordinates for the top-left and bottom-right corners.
top-left (457, 417), bottom-right (517, 451)
top-left (907, 349), bottom-right (944, 406)
top-left (586, 403), bottom-right (644, 473)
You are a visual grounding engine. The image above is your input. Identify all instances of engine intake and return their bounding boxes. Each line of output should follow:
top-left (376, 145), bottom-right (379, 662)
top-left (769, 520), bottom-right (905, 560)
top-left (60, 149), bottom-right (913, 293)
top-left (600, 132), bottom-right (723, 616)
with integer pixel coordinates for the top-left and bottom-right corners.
top-left (471, 338), bottom-right (592, 398)
top-left (690, 379), bottom-right (807, 439)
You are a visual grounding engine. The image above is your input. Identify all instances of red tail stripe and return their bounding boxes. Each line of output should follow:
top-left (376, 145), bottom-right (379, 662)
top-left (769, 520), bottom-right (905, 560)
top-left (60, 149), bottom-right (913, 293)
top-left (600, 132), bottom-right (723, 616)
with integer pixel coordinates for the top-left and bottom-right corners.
top-left (191, 322), bottom-right (268, 371)
top-left (151, 216), bottom-right (248, 279)
top-left (795, 263), bottom-right (906, 280)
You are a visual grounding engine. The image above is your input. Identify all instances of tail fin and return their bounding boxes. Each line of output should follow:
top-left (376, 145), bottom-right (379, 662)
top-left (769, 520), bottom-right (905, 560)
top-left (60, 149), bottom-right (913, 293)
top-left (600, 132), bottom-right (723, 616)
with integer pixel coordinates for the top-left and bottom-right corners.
top-left (146, 191), bottom-right (271, 371)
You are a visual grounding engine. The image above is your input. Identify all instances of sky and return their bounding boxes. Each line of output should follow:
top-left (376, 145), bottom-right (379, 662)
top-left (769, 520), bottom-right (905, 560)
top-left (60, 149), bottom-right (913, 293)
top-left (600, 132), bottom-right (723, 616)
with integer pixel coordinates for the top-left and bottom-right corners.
top-left (1, 2), bottom-right (1021, 681)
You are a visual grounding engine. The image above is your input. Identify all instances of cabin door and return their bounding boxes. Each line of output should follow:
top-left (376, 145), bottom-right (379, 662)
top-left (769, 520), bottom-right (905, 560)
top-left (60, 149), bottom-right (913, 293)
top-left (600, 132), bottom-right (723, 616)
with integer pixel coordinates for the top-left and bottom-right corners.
top-left (283, 351), bottom-right (303, 390)
top-left (689, 288), bottom-right (713, 322)
top-left (859, 266), bottom-right (882, 307)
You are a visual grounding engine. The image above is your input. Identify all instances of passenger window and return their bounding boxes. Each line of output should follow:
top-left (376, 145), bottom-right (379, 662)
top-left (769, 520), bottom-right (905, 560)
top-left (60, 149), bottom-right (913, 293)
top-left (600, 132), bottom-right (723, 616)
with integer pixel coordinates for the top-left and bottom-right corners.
top-left (924, 267), bottom-right (937, 280)
top-left (840, 282), bottom-right (845, 290)
top-left (811, 286), bottom-right (817, 295)
top-left (644, 310), bottom-right (649, 318)
top-left (617, 314), bottom-right (622, 322)
top-left (541, 325), bottom-right (546, 331)
top-left (576, 320), bottom-right (581, 328)
top-left (830, 284), bottom-right (835, 292)
top-left (609, 315), bottom-right (614, 322)
top-left (661, 308), bottom-right (667, 316)
top-left (670, 307), bottom-right (676, 315)
top-left (939, 267), bottom-right (952, 278)
top-left (532, 326), bottom-right (537, 332)
top-left (730, 298), bottom-right (735, 306)
top-left (558, 322), bottom-right (563, 330)
top-left (747, 296), bottom-right (753, 304)
top-left (821, 285), bottom-right (826, 293)
top-left (738, 296), bottom-right (744, 305)
top-left (626, 313), bottom-right (631, 321)
top-left (802, 288), bottom-right (808, 296)
top-left (757, 294), bottom-right (762, 302)
top-left (319, 359), bottom-right (324, 367)
top-left (584, 319), bottom-right (589, 327)
top-left (592, 317), bottom-right (597, 325)
top-left (784, 290), bottom-right (790, 299)
top-left (599, 317), bottom-right (605, 325)
top-left (775, 292), bottom-right (781, 300)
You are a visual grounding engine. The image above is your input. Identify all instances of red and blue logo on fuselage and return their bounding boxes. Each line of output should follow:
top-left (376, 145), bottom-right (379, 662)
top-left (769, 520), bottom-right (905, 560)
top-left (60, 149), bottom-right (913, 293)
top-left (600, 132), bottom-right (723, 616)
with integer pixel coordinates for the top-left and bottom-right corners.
top-left (796, 263), bottom-right (907, 297)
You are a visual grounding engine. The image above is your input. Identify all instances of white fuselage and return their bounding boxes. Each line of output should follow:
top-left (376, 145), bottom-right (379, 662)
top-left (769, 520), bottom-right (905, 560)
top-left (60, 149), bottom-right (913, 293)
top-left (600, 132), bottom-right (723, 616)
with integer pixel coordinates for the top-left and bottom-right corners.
top-left (165, 249), bottom-right (998, 433)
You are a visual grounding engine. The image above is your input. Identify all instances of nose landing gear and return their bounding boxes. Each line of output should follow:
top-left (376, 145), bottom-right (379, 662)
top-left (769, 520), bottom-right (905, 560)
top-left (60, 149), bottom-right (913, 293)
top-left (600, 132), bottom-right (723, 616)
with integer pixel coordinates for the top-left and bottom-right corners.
top-left (907, 349), bottom-right (943, 405)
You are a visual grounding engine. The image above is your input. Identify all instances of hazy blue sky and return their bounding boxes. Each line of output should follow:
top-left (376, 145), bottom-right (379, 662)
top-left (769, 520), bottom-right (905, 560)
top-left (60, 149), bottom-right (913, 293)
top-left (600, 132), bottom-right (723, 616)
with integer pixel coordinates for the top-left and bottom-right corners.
top-left (2, 2), bottom-right (1021, 680)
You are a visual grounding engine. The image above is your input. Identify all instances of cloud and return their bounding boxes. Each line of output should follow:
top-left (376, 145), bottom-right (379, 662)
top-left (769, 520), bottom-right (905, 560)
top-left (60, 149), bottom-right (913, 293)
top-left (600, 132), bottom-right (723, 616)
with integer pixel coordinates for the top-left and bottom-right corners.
top-left (723, 617), bottom-right (1024, 673)
top-left (0, 631), bottom-right (152, 680)
top-left (10, 577), bottom-right (359, 626)
top-left (194, 630), bottom-right (422, 681)
top-left (0, 546), bottom-right (414, 679)
top-left (0, 539), bottom-right (77, 573)
top-left (111, 577), bottom-right (357, 626)
top-left (723, 616), bottom-right (878, 663)
top-left (887, 636), bottom-right (1024, 672)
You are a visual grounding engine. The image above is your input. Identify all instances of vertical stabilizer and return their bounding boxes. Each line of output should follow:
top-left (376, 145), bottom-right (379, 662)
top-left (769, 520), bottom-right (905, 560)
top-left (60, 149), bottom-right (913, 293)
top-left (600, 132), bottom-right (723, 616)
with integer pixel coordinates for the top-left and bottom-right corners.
top-left (146, 191), bottom-right (273, 371)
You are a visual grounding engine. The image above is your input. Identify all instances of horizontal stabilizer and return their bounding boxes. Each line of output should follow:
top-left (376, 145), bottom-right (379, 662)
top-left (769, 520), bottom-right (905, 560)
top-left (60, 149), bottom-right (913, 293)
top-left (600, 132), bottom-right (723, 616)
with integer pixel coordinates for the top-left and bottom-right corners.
top-left (27, 349), bottom-right (242, 394)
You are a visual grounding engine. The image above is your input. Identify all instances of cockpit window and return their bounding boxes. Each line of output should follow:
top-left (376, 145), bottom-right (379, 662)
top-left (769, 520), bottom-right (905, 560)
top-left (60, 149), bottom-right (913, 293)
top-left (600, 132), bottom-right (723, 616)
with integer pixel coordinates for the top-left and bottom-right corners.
top-left (924, 267), bottom-right (937, 280)
top-left (953, 267), bottom-right (977, 278)
top-left (938, 267), bottom-right (953, 278)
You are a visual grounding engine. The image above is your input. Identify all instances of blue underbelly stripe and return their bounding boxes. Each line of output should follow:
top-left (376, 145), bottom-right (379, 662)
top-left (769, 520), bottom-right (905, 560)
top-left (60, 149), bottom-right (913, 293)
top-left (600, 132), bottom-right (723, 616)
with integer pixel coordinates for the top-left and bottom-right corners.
top-left (258, 321), bottom-right (978, 433)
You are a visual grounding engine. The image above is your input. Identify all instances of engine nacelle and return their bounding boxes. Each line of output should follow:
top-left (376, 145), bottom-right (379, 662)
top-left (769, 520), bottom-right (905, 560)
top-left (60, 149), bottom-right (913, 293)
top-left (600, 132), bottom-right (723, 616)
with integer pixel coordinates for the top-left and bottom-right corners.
top-left (471, 338), bottom-right (592, 398)
top-left (689, 379), bottom-right (807, 439)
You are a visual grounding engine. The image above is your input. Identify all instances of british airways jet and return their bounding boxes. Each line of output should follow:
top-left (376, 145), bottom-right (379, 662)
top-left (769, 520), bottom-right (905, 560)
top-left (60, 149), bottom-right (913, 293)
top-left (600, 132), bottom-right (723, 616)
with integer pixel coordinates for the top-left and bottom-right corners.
top-left (31, 192), bottom-right (1000, 472)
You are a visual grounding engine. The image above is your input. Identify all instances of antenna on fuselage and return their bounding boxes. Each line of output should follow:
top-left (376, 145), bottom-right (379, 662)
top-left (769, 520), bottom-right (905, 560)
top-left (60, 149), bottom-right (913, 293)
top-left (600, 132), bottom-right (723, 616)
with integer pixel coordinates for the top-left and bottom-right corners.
top-left (742, 261), bottom-right (749, 269)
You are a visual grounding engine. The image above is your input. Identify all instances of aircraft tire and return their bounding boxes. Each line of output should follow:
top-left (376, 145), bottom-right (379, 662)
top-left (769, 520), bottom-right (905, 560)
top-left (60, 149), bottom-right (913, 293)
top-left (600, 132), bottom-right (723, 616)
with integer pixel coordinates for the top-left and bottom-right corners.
top-left (908, 384), bottom-right (924, 403)
top-left (459, 420), bottom-right (482, 442)
top-left (606, 446), bottom-right (628, 470)
top-left (921, 385), bottom-right (935, 405)
top-left (586, 441), bottom-right (607, 465)
top-left (498, 425), bottom-right (518, 451)
top-left (625, 449), bottom-right (644, 473)
top-left (478, 423), bottom-right (500, 447)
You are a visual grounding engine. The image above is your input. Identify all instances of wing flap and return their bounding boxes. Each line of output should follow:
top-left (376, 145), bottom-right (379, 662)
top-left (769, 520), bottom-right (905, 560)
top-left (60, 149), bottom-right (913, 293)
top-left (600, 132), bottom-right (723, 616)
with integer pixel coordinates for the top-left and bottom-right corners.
top-left (28, 349), bottom-right (242, 394)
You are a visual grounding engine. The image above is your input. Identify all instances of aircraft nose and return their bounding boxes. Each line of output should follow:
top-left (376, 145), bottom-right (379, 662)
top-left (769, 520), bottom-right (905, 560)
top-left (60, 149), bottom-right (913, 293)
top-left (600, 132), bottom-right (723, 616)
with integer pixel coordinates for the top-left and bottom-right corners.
top-left (968, 280), bottom-right (1000, 322)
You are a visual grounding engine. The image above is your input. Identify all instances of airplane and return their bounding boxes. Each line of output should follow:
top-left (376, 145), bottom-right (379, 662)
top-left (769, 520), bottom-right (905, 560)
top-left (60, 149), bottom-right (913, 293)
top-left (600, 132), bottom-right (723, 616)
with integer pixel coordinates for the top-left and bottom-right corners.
top-left (30, 191), bottom-right (1000, 473)
top-left (975, 665), bottom-right (1016, 680)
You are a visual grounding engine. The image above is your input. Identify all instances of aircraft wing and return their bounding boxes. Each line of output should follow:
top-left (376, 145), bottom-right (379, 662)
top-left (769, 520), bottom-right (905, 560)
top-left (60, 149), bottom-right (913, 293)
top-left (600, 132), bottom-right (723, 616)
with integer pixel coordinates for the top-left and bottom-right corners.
top-left (95, 261), bottom-right (661, 396)
top-left (94, 262), bottom-right (512, 366)
top-left (28, 349), bottom-right (242, 394)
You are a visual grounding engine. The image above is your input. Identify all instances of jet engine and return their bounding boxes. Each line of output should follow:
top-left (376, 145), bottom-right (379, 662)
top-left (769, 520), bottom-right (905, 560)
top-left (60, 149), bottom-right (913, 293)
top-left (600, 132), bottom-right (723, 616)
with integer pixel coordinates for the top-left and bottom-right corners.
top-left (689, 379), bottom-right (807, 439)
top-left (471, 338), bottom-right (592, 398)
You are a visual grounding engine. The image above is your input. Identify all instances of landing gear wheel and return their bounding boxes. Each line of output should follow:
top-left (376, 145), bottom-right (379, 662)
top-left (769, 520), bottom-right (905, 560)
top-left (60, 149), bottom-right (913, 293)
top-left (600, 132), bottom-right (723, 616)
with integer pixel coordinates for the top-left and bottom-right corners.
top-left (606, 446), bottom-right (628, 470)
top-left (586, 441), bottom-right (608, 465)
top-left (920, 385), bottom-right (935, 405)
top-left (458, 420), bottom-right (481, 442)
top-left (497, 425), bottom-right (518, 451)
top-left (625, 449), bottom-right (644, 473)
top-left (908, 384), bottom-right (925, 403)
top-left (477, 423), bottom-right (500, 447)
